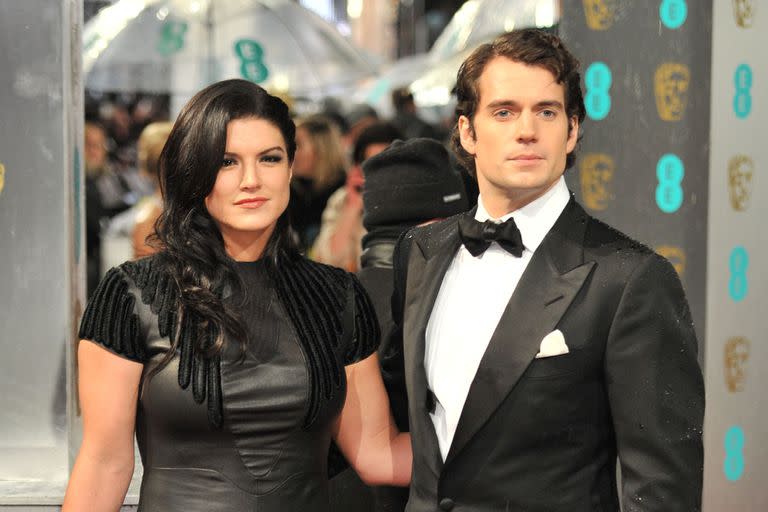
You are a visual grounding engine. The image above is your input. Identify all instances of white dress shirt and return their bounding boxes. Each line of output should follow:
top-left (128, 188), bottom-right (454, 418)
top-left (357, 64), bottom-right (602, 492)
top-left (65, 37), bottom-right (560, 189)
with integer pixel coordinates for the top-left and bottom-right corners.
top-left (424, 177), bottom-right (571, 460)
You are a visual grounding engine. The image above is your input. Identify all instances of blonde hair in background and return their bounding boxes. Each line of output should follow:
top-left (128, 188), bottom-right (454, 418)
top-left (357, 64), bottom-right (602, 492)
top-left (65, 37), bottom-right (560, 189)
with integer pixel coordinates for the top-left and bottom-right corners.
top-left (297, 115), bottom-right (347, 191)
top-left (138, 121), bottom-right (174, 178)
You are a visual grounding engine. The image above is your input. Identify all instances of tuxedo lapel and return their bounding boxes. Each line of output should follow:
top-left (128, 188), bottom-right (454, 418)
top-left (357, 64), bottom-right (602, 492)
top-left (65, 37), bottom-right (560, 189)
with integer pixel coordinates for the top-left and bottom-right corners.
top-left (445, 200), bottom-right (596, 465)
top-left (403, 215), bottom-right (464, 476)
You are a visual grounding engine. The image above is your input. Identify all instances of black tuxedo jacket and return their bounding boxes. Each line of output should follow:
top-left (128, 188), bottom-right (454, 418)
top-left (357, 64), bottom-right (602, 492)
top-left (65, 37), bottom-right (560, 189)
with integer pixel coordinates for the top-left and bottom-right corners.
top-left (388, 198), bottom-right (704, 512)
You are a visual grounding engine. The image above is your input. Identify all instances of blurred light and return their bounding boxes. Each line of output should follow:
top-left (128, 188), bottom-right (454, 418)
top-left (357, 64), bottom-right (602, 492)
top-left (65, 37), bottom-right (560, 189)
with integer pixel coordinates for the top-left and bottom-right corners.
top-left (82, 0), bottom-right (147, 72)
top-left (273, 74), bottom-right (290, 91)
top-left (347, 0), bottom-right (363, 19)
top-left (535, 1), bottom-right (556, 28)
top-left (412, 85), bottom-right (451, 108)
top-left (504, 17), bottom-right (515, 32)
top-left (156, 6), bottom-right (169, 21)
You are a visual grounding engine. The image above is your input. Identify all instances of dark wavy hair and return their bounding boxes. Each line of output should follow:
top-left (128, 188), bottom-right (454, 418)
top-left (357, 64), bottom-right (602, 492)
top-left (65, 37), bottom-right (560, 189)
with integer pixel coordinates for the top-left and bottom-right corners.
top-left (149, 79), bottom-right (298, 377)
top-left (451, 28), bottom-right (586, 177)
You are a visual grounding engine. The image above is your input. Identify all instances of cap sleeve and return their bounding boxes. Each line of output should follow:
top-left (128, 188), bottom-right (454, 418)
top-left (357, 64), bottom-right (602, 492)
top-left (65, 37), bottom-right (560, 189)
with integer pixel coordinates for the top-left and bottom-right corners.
top-left (78, 266), bottom-right (145, 363)
top-left (343, 273), bottom-right (380, 365)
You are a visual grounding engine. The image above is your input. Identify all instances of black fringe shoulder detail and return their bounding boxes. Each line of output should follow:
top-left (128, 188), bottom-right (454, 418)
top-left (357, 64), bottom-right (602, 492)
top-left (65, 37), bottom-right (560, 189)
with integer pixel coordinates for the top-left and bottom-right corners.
top-left (121, 257), bottom-right (223, 428)
top-left (346, 273), bottom-right (380, 364)
top-left (79, 266), bottom-right (143, 363)
top-left (271, 257), bottom-right (380, 428)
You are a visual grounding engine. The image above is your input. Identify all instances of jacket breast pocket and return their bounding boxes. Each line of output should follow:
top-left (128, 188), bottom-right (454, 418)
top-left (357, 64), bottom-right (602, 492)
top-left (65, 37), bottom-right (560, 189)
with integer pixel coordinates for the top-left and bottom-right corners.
top-left (523, 349), bottom-right (582, 380)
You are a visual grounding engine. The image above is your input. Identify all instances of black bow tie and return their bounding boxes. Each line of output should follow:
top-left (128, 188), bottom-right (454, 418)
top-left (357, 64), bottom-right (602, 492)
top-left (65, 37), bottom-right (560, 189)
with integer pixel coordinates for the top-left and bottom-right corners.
top-left (458, 215), bottom-right (524, 257)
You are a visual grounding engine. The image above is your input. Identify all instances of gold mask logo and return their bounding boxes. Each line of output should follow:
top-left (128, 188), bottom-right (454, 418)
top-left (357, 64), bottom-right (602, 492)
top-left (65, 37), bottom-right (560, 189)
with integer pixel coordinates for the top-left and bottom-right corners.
top-left (654, 63), bottom-right (690, 121)
top-left (728, 155), bottom-right (754, 211)
top-left (725, 337), bottom-right (750, 392)
top-left (656, 245), bottom-right (686, 278)
top-left (732, 0), bottom-right (756, 28)
top-left (582, 0), bottom-right (617, 30)
top-left (0, 162), bottom-right (5, 195)
top-left (579, 153), bottom-right (614, 211)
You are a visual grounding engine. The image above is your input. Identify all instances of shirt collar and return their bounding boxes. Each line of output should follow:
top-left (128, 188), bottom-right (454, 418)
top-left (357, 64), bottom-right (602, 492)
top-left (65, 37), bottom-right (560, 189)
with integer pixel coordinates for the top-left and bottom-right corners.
top-left (475, 176), bottom-right (570, 253)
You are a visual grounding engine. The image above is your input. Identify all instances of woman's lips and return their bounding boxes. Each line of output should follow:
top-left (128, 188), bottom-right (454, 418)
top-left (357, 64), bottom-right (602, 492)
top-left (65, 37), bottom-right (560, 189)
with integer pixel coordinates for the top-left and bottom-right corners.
top-left (234, 198), bottom-right (267, 208)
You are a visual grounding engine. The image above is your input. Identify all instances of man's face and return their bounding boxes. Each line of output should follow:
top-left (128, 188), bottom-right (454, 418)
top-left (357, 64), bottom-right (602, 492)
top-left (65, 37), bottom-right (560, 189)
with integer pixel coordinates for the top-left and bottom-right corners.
top-left (459, 57), bottom-right (578, 212)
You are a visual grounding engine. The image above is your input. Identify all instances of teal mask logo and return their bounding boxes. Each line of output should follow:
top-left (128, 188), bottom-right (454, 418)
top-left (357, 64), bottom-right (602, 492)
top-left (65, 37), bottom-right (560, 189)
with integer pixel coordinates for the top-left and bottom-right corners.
top-left (723, 425), bottom-right (745, 481)
top-left (235, 39), bottom-right (270, 84)
top-left (157, 20), bottom-right (188, 56)
top-left (655, 154), bottom-right (684, 213)
top-left (728, 246), bottom-right (749, 302)
top-left (660, 0), bottom-right (688, 29)
top-left (733, 64), bottom-right (752, 119)
top-left (584, 62), bottom-right (612, 121)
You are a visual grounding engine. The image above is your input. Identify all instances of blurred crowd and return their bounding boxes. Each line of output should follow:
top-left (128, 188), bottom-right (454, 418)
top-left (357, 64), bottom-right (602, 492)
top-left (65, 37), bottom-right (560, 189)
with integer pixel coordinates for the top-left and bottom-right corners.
top-left (84, 86), bottom-right (479, 296)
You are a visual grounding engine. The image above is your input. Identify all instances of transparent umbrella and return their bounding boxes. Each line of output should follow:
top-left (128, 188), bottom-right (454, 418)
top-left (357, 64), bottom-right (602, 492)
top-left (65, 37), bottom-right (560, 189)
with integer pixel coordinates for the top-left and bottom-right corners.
top-left (353, 0), bottom-right (559, 118)
top-left (83, 0), bottom-right (377, 102)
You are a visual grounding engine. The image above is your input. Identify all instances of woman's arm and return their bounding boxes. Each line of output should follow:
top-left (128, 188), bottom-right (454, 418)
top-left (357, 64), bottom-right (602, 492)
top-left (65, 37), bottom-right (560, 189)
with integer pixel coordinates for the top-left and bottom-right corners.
top-left (332, 352), bottom-right (412, 487)
top-left (62, 340), bottom-right (143, 511)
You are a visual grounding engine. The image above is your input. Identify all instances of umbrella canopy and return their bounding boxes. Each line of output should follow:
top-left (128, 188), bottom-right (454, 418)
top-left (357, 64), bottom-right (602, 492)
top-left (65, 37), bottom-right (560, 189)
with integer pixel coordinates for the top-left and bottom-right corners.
top-left (83, 0), bottom-right (377, 101)
top-left (353, 0), bottom-right (559, 118)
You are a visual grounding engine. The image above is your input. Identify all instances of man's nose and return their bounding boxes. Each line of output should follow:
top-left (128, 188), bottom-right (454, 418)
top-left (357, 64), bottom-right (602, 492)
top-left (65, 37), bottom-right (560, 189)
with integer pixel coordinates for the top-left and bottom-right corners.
top-left (516, 111), bottom-right (537, 142)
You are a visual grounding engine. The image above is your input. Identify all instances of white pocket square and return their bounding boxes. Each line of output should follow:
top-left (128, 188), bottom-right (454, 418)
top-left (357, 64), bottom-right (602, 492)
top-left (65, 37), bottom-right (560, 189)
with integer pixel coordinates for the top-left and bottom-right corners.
top-left (535, 329), bottom-right (569, 359)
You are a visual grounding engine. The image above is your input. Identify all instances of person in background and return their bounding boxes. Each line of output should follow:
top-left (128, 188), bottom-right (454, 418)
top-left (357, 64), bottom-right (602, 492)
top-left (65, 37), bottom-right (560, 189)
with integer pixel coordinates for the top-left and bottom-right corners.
top-left (288, 115), bottom-right (347, 250)
top-left (100, 121), bottom-right (173, 270)
top-left (311, 122), bottom-right (402, 272)
top-left (390, 87), bottom-right (442, 141)
top-left (64, 79), bottom-right (411, 511)
top-left (84, 121), bottom-right (151, 295)
top-left (360, 138), bottom-right (468, 512)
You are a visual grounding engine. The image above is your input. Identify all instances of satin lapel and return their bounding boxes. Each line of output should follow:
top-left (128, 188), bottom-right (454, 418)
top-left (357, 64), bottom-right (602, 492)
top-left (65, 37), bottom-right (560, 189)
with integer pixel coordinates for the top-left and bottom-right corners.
top-left (403, 216), bottom-right (463, 476)
top-left (445, 200), bottom-right (596, 465)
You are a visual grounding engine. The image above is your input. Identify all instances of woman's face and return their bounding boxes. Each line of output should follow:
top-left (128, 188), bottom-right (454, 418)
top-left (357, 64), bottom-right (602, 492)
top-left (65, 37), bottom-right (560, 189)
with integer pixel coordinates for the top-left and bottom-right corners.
top-left (292, 126), bottom-right (316, 177)
top-left (205, 117), bottom-right (292, 245)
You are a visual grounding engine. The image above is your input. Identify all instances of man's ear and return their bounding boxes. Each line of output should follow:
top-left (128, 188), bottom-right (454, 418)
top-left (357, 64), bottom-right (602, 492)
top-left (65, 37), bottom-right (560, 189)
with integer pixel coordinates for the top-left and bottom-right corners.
top-left (566, 116), bottom-right (579, 154)
top-left (458, 115), bottom-right (476, 155)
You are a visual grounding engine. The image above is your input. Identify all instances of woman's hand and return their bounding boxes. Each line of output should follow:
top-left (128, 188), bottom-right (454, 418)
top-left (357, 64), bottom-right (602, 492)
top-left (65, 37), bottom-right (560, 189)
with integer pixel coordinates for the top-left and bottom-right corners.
top-left (332, 352), bottom-right (412, 487)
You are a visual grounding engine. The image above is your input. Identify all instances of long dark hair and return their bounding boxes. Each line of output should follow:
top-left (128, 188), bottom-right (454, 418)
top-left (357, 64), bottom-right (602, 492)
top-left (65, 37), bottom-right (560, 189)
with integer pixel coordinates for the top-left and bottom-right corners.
top-left (149, 79), bottom-right (298, 378)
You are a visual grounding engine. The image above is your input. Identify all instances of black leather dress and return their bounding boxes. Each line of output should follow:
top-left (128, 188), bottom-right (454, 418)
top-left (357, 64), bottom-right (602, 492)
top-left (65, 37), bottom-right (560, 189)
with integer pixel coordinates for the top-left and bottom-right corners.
top-left (79, 255), bottom-right (379, 511)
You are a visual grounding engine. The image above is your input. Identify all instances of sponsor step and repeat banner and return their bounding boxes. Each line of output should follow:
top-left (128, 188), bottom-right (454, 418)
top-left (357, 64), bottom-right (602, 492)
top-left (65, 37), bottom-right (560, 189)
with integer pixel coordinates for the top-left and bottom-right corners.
top-left (559, 1), bottom-right (709, 353)
top-left (561, 1), bottom-right (766, 509)
top-left (704, 0), bottom-right (766, 509)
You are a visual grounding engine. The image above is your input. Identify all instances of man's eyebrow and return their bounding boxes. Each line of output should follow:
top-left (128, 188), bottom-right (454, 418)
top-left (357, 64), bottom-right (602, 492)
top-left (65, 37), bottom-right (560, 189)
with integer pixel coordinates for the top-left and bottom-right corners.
top-left (484, 99), bottom-right (565, 110)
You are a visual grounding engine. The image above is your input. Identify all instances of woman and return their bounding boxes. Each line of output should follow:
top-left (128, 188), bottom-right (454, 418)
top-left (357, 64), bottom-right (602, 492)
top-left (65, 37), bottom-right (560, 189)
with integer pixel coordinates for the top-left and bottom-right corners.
top-left (287, 115), bottom-right (347, 250)
top-left (63, 79), bottom-right (411, 511)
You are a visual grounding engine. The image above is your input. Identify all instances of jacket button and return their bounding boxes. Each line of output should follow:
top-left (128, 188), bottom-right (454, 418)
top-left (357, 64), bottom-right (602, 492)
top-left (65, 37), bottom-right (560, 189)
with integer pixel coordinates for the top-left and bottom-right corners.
top-left (439, 497), bottom-right (455, 511)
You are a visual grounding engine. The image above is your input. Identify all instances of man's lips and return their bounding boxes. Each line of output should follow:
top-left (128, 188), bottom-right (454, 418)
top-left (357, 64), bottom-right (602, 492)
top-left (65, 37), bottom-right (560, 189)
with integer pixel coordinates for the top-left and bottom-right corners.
top-left (511, 154), bottom-right (544, 160)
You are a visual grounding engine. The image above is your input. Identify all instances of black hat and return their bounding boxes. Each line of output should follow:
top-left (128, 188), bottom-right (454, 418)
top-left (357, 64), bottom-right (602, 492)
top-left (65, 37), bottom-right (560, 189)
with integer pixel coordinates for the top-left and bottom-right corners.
top-left (362, 138), bottom-right (469, 230)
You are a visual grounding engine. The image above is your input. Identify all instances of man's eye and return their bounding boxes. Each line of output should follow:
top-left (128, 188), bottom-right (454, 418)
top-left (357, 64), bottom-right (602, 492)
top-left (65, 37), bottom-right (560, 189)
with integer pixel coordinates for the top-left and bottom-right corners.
top-left (495, 110), bottom-right (511, 118)
top-left (540, 110), bottom-right (557, 118)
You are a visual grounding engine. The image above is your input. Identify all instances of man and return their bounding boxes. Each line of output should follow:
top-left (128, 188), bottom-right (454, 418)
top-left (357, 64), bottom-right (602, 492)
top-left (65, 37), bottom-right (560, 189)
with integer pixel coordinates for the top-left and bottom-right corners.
top-left (389, 29), bottom-right (704, 511)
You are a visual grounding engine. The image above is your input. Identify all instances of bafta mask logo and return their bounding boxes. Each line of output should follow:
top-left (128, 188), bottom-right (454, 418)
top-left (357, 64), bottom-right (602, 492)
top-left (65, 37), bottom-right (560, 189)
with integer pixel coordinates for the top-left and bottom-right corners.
top-left (728, 155), bottom-right (754, 211)
top-left (654, 63), bottom-right (690, 121)
top-left (582, 0), bottom-right (617, 30)
top-left (725, 337), bottom-right (750, 392)
top-left (656, 245), bottom-right (686, 278)
top-left (0, 162), bottom-right (5, 195)
top-left (579, 153), bottom-right (614, 211)
top-left (732, 0), bottom-right (756, 28)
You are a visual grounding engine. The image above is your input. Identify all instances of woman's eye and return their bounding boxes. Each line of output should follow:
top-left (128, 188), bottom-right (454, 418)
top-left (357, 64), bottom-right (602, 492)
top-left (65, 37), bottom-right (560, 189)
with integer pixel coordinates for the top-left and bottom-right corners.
top-left (221, 158), bottom-right (236, 167)
top-left (262, 154), bottom-right (283, 163)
